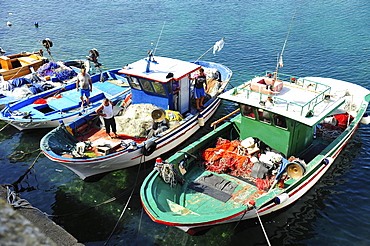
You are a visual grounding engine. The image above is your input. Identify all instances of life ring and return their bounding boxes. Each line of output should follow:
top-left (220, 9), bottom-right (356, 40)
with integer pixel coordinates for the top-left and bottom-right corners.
top-left (142, 140), bottom-right (157, 156)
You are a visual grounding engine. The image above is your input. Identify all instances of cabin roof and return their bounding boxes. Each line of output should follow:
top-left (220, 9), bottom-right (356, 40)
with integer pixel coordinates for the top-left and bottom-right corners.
top-left (219, 74), bottom-right (351, 126)
top-left (118, 56), bottom-right (201, 83)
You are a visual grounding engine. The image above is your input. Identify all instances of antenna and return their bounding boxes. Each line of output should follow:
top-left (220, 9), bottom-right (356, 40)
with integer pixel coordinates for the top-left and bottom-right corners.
top-left (274, 11), bottom-right (296, 81)
top-left (153, 21), bottom-right (166, 56)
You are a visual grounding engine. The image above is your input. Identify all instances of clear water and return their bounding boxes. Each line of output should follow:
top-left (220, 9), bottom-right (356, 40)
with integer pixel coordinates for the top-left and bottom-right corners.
top-left (1, 0), bottom-right (370, 245)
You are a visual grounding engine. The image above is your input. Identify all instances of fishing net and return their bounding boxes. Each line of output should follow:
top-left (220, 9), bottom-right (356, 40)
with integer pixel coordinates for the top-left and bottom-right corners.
top-left (202, 137), bottom-right (280, 190)
top-left (36, 61), bottom-right (77, 81)
top-left (115, 104), bottom-right (184, 137)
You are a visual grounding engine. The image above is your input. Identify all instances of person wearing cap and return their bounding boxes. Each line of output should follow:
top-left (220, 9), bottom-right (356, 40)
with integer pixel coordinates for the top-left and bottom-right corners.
top-left (96, 98), bottom-right (118, 138)
top-left (76, 68), bottom-right (92, 107)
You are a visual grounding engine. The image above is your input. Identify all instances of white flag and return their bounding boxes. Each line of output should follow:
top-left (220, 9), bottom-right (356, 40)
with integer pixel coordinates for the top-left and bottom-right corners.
top-left (213, 38), bottom-right (225, 55)
top-left (278, 54), bottom-right (284, 68)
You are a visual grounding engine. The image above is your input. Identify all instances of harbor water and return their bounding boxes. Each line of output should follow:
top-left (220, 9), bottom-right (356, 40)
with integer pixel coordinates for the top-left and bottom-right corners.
top-left (1, 0), bottom-right (370, 245)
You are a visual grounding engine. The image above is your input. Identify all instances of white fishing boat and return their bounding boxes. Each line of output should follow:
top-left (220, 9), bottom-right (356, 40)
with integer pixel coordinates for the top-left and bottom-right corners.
top-left (40, 49), bottom-right (232, 180)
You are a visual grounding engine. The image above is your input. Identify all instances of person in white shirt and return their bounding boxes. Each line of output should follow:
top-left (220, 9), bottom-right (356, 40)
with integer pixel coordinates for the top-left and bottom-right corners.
top-left (95, 98), bottom-right (118, 138)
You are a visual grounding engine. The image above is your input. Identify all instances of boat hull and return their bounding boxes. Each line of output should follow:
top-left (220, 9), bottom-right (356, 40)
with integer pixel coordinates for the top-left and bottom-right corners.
top-left (140, 74), bottom-right (370, 233)
top-left (43, 98), bottom-right (221, 180)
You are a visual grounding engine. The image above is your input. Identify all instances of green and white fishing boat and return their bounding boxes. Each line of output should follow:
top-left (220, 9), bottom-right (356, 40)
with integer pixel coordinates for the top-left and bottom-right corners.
top-left (140, 67), bottom-right (370, 234)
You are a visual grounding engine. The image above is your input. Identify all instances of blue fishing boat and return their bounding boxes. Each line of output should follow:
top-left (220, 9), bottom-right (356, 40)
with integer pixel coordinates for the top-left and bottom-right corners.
top-left (0, 68), bottom-right (130, 130)
top-left (0, 59), bottom-right (90, 109)
top-left (40, 49), bottom-right (232, 180)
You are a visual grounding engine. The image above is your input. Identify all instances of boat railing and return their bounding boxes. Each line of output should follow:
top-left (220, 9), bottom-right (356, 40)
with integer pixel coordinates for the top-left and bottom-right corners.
top-left (237, 72), bottom-right (332, 116)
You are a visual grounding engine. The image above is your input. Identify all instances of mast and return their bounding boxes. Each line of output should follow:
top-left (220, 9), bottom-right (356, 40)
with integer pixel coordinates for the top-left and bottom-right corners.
top-left (274, 11), bottom-right (296, 81)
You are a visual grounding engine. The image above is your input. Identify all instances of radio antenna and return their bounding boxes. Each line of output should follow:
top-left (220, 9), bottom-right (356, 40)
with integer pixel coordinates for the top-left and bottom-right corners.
top-left (153, 21), bottom-right (166, 56)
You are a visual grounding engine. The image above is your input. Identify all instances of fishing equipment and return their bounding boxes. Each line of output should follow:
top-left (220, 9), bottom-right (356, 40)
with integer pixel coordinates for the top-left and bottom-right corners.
top-left (286, 160), bottom-right (306, 179)
top-left (42, 38), bottom-right (53, 60)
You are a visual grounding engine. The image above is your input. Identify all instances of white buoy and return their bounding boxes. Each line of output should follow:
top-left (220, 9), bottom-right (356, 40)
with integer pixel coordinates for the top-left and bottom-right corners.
top-left (274, 193), bottom-right (289, 204)
top-left (361, 113), bottom-right (370, 124)
top-left (198, 113), bottom-right (204, 126)
top-left (7, 21), bottom-right (12, 27)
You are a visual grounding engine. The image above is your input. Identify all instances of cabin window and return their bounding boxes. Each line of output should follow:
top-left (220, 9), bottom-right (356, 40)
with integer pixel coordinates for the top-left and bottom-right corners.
top-left (273, 114), bottom-right (287, 129)
top-left (152, 81), bottom-right (166, 95)
top-left (241, 104), bottom-right (256, 119)
top-left (258, 109), bottom-right (271, 124)
top-left (127, 76), bottom-right (141, 90)
top-left (140, 79), bottom-right (154, 93)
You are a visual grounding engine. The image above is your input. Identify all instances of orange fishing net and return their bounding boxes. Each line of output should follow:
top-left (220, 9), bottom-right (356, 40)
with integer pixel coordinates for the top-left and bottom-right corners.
top-left (202, 137), bottom-right (276, 189)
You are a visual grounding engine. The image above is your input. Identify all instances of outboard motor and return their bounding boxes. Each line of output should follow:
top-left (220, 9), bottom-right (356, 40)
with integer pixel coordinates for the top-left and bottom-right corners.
top-left (42, 38), bottom-right (53, 60)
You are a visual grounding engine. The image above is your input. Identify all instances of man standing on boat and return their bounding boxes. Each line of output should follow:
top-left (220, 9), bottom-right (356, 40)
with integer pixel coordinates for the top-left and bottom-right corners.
top-left (189, 68), bottom-right (207, 111)
top-left (76, 68), bottom-right (92, 107)
top-left (95, 98), bottom-right (119, 138)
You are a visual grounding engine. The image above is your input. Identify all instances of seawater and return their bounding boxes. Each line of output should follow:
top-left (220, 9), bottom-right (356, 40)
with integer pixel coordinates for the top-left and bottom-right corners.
top-left (1, 0), bottom-right (370, 245)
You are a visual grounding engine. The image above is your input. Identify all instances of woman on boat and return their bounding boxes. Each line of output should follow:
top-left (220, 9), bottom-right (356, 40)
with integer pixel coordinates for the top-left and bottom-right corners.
top-left (189, 68), bottom-right (207, 111)
top-left (95, 98), bottom-right (119, 138)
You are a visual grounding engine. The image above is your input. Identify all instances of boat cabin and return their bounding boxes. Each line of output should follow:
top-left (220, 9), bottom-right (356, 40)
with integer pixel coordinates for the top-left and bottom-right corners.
top-left (118, 56), bottom-right (201, 115)
top-left (219, 72), bottom-right (346, 157)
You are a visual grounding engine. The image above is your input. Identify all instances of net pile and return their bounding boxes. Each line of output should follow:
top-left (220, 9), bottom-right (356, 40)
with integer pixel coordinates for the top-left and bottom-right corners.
top-left (115, 104), bottom-right (158, 137)
top-left (202, 138), bottom-right (278, 190)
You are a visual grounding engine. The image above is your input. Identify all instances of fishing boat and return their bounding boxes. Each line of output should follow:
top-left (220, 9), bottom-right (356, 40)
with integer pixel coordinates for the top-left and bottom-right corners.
top-left (40, 52), bottom-right (232, 180)
top-left (0, 59), bottom-right (90, 110)
top-left (0, 68), bottom-right (131, 130)
top-left (140, 67), bottom-right (370, 234)
top-left (0, 51), bottom-right (48, 81)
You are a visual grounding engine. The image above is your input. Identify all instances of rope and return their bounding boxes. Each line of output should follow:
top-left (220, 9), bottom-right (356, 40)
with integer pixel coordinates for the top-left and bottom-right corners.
top-left (11, 150), bottom-right (42, 188)
top-left (161, 163), bottom-right (176, 186)
top-left (0, 122), bottom-right (9, 132)
top-left (104, 155), bottom-right (144, 246)
top-left (5, 185), bottom-right (48, 216)
top-left (9, 148), bottom-right (41, 162)
top-left (254, 206), bottom-right (272, 246)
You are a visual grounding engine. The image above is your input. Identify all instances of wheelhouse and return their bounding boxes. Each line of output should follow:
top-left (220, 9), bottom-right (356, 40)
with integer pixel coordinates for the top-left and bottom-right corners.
top-left (119, 56), bottom-right (201, 115)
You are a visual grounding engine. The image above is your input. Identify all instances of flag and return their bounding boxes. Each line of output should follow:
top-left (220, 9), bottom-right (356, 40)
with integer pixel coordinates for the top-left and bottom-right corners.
top-left (278, 54), bottom-right (284, 67)
top-left (213, 38), bottom-right (225, 55)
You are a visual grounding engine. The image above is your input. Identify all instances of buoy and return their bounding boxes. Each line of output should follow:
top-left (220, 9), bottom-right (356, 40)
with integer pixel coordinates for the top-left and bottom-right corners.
top-left (7, 21), bottom-right (12, 27)
top-left (34, 22), bottom-right (39, 28)
top-left (321, 157), bottom-right (334, 165)
top-left (274, 193), bottom-right (289, 204)
top-left (142, 140), bottom-right (157, 156)
top-left (198, 113), bottom-right (204, 126)
top-left (361, 113), bottom-right (370, 124)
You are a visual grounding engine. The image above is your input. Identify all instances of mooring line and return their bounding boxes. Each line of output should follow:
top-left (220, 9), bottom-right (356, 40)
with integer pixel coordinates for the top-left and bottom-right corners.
top-left (0, 122), bottom-right (9, 132)
top-left (104, 155), bottom-right (144, 246)
top-left (254, 207), bottom-right (272, 246)
top-left (11, 151), bottom-right (43, 188)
